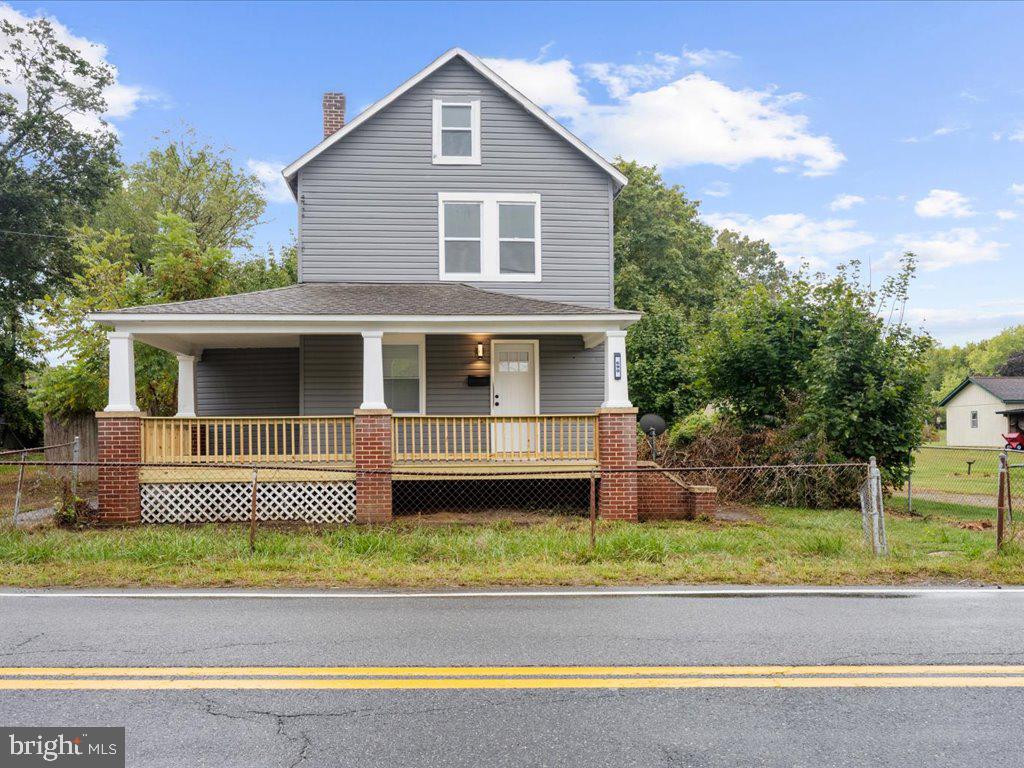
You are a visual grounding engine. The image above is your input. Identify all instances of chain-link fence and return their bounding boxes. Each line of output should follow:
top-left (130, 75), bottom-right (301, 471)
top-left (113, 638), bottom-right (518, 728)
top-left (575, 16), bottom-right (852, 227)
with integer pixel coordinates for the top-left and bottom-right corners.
top-left (903, 446), bottom-right (1010, 519)
top-left (24, 454), bottom-right (1024, 557)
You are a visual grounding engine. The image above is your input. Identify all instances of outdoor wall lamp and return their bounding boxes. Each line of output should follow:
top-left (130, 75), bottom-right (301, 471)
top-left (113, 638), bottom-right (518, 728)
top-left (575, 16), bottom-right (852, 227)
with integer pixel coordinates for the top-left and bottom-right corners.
top-left (476, 342), bottom-right (485, 360)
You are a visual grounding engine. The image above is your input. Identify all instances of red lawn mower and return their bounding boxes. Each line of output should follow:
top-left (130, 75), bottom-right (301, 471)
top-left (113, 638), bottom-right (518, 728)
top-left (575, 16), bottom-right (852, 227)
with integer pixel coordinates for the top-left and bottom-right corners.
top-left (1003, 432), bottom-right (1024, 451)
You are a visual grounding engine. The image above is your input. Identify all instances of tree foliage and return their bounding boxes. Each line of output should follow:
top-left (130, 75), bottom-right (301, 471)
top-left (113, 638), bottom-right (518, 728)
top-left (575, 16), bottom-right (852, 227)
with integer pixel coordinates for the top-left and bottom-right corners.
top-left (699, 256), bottom-right (931, 481)
top-left (613, 160), bottom-right (729, 315)
top-left (92, 130), bottom-right (267, 263)
top-left (31, 217), bottom-right (296, 419)
top-left (0, 15), bottom-right (120, 441)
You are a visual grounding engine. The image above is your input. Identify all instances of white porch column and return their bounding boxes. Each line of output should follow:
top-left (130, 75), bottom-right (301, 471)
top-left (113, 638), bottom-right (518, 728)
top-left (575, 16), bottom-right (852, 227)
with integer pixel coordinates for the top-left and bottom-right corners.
top-left (360, 330), bottom-right (388, 410)
top-left (601, 329), bottom-right (632, 409)
top-left (175, 353), bottom-right (197, 417)
top-left (105, 331), bottom-right (140, 413)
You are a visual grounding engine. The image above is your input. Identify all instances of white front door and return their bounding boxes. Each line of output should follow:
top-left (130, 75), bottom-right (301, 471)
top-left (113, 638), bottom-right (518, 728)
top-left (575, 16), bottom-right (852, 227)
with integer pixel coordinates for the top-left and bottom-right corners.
top-left (491, 341), bottom-right (538, 454)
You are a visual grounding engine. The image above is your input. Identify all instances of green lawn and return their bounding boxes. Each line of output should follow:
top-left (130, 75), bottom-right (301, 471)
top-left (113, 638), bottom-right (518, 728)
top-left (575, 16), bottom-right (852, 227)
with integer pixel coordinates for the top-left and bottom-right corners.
top-left (910, 446), bottom-right (1006, 496)
top-left (1, 508), bottom-right (1020, 588)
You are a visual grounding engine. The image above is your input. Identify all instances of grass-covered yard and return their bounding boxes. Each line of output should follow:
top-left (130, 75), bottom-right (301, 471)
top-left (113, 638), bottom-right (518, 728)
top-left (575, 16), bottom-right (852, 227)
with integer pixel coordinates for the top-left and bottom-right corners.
top-left (909, 445), bottom-right (1006, 497)
top-left (1, 506), bottom-right (1020, 588)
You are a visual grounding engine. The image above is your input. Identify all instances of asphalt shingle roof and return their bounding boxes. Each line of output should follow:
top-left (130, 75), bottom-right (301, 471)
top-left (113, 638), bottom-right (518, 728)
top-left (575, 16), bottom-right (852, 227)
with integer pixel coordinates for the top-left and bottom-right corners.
top-left (969, 376), bottom-right (1024, 403)
top-left (106, 282), bottom-right (635, 317)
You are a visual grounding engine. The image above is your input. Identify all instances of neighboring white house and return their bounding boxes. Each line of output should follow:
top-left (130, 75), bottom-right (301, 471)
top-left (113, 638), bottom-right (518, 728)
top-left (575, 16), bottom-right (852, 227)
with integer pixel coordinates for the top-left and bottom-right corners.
top-left (939, 376), bottom-right (1024, 447)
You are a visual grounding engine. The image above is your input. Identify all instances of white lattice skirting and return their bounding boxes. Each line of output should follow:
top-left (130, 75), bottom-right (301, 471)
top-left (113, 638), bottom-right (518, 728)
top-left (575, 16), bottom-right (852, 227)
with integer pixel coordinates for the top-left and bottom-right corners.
top-left (141, 481), bottom-right (357, 524)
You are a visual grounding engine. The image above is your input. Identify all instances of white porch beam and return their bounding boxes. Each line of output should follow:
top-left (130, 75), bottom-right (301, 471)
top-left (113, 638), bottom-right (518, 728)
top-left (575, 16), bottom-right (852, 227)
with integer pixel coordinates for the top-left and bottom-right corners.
top-left (360, 330), bottom-right (388, 410)
top-left (175, 354), bottom-right (197, 417)
top-left (105, 331), bottom-right (140, 413)
top-left (601, 329), bottom-right (632, 409)
top-left (582, 333), bottom-right (605, 350)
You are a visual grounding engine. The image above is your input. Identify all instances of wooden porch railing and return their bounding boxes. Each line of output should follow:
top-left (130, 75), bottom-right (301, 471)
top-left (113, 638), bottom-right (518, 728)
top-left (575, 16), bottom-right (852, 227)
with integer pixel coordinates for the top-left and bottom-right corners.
top-left (141, 416), bottom-right (354, 464)
top-left (392, 415), bottom-right (598, 462)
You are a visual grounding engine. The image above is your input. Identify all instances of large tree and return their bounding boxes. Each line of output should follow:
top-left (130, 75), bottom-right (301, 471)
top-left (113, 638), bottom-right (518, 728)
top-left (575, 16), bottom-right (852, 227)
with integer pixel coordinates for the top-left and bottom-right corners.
top-left (700, 256), bottom-right (932, 481)
top-left (92, 130), bottom-right (267, 263)
top-left (0, 15), bottom-right (120, 442)
top-left (613, 160), bottom-right (728, 315)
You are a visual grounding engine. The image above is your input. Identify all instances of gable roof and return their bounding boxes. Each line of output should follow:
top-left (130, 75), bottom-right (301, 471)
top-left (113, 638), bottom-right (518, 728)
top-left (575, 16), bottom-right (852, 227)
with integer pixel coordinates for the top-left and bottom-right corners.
top-left (939, 375), bottom-right (1024, 406)
top-left (91, 282), bottom-right (640, 320)
top-left (281, 47), bottom-right (628, 195)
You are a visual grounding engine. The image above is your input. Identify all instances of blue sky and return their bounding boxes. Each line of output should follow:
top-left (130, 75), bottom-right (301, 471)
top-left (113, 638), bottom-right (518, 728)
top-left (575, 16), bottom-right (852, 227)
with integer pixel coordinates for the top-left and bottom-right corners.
top-left (5, 0), bottom-right (1024, 345)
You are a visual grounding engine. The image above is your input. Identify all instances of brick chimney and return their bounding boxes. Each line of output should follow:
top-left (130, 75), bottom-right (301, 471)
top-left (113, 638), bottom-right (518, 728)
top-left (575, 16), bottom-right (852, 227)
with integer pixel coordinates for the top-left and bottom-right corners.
top-left (322, 92), bottom-right (346, 138)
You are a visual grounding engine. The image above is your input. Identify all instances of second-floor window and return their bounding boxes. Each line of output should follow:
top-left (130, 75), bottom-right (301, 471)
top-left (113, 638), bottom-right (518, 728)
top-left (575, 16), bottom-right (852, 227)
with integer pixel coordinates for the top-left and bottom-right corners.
top-left (438, 192), bottom-right (541, 282)
top-left (432, 98), bottom-right (480, 164)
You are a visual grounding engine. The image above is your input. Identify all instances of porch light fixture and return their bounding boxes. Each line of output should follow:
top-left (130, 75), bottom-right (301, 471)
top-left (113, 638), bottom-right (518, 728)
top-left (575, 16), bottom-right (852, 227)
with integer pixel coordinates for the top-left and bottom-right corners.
top-left (476, 342), bottom-right (485, 360)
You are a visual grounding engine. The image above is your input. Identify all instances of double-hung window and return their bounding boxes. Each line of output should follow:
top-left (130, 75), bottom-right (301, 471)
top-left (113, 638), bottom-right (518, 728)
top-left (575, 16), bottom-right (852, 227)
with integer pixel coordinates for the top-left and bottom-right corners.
top-left (439, 192), bottom-right (541, 281)
top-left (382, 336), bottom-right (425, 414)
top-left (432, 99), bottom-right (480, 164)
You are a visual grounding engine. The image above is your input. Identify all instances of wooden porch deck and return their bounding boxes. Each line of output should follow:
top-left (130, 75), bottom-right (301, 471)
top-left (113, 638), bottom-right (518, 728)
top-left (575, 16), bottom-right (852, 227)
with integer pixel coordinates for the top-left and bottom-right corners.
top-left (138, 414), bottom-right (599, 482)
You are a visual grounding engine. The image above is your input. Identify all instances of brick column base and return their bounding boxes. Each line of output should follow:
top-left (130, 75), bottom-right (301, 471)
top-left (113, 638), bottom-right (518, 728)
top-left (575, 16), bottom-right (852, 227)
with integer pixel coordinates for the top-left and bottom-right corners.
top-left (354, 409), bottom-right (393, 523)
top-left (597, 407), bottom-right (639, 522)
top-left (95, 412), bottom-right (142, 525)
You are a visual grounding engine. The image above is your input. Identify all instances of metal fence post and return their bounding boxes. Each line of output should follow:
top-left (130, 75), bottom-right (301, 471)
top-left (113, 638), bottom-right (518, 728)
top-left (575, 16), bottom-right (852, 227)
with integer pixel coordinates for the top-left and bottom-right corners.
top-left (71, 435), bottom-right (81, 498)
top-left (997, 453), bottom-right (1007, 551)
top-left (906, 450), bottom-right (913, 516)
top-left (588, 471), bottom-right (597, 550)
top-left (867, 456), bottom-right (888, 556)
top-left (12, 450), bottom-right (27, 525)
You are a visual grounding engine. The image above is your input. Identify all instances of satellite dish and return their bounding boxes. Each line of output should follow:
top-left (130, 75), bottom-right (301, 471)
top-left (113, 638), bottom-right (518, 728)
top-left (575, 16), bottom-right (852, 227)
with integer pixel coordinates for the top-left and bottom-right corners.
top-left (639, 413), bottom-right (666, 436)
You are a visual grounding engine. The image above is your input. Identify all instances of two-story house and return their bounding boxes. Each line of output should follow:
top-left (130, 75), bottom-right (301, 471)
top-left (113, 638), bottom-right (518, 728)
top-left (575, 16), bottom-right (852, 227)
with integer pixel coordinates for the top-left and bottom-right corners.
top-left (90, 48), bottom-right (660, 525)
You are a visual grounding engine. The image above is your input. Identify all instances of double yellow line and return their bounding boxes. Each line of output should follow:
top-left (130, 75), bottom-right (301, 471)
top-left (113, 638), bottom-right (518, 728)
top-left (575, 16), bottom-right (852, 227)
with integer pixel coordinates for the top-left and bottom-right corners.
top-left (3, 665), bottom-right (1024, 690)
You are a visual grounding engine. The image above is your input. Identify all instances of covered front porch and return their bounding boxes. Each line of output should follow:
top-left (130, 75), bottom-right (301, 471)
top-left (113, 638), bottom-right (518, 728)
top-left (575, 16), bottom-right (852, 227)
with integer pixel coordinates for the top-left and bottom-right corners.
top-left (90, 282), bottom-right (642, 523)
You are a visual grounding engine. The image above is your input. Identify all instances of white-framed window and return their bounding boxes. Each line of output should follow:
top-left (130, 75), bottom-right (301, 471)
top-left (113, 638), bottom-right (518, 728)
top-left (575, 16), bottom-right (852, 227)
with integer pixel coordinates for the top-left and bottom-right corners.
top-left (970, 410), bottom-right (979, 429)
top-left (382, 334), bottom-right (426, 414)
top-left (438, 192), bottom-right (541, 282)
top-left (432, 98), bottom-right (481, 165)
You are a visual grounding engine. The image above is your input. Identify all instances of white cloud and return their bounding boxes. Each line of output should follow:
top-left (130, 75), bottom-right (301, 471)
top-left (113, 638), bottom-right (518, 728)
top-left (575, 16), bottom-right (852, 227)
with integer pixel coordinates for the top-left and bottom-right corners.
top-left (994, 126), bottom-right (1024, 142)
top-left (485, 53), bottom-right (844, 176)
top-left (246, 159), bottom-right (292, 204)
top-left (914, 189), bottom-right (975, 219)
top-left (702, 181), bottom-right (731, 198)
top-left (902, 124), bottom-right (965, 143)
top-left (996, 209), bottom-right (1018, 221)
top-left (892, 227), bottom-right (1005, 271)
top-left (583, 53), bottom-right (682, 99)
top-left (483, 57), bottom-right (586, 117)
top-left (1010, 182), bottom-right (1024, 198)
top-left (702, 211), bottom-right (874, 268)
top-left (0, 3), bottom-right (157, 134)
top-left (904, 300), bottom-right (1024, 342)
top-left (680, 48), bottom-right (738, 68)
top-left (829, 194), bottom-right (865, 212)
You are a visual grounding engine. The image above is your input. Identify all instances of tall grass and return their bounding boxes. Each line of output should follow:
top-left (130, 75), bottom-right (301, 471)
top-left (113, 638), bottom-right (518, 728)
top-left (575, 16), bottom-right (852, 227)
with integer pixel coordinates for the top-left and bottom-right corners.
top-left (0, 507), bottom-right (1021, 587)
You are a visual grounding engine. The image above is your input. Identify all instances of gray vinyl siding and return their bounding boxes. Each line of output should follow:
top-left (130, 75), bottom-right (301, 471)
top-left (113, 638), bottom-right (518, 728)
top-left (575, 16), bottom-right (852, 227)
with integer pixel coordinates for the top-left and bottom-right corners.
top-left (422, 335), bottom-right (604, 415)
top-left (195, 348), bottom-right (299, 416)
top-left (300, 335), bottom-right (362, 414)
top-left (297, 57), bottom-right (614, 308)
top-left (198, 335), bottom-right (604, 416)
top-left (538, 336), bottom-right (604, 413)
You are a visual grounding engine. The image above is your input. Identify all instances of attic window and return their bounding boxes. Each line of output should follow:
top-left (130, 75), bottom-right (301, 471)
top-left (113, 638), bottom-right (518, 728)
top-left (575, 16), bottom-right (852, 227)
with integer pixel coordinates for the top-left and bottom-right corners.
top-left (971, 410), bottom-right (979, 428)
top-left (433, 98), bottom-right (480, 164)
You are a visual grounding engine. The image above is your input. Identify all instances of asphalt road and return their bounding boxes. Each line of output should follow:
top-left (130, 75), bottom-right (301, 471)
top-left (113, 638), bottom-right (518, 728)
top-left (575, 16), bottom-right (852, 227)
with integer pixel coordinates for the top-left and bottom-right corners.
top-left (2, 587), bottom-right (1023, 767)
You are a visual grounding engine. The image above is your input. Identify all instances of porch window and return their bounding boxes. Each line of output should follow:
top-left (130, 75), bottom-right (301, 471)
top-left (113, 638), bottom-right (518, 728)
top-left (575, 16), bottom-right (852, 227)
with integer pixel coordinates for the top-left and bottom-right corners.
top-left (432, 98), bottom-right (481, 164)
top-left (383, 343), bottom-right (423, 414)
top-left (438, 192), bottom-right (541, 281)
